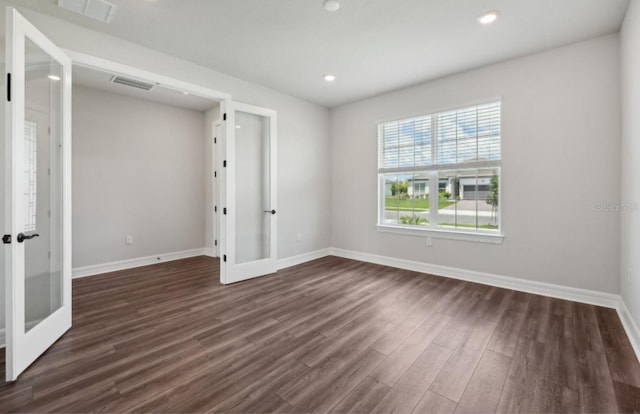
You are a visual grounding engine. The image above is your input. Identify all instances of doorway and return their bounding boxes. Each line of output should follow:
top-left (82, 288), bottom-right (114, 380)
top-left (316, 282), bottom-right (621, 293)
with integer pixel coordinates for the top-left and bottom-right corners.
top-left (70, 64), bottom-right (221, 272)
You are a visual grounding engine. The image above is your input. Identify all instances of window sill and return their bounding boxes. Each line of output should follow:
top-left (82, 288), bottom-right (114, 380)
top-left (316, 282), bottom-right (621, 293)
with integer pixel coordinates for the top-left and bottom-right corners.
top-left (376, 224), bottom-right (504, 244)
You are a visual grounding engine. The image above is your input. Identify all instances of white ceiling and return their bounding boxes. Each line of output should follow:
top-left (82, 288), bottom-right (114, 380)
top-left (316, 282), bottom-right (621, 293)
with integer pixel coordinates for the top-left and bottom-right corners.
top-left (8, 0), bottom-right (631, 108)
top-left (73, 65), bottom-right (219, 112)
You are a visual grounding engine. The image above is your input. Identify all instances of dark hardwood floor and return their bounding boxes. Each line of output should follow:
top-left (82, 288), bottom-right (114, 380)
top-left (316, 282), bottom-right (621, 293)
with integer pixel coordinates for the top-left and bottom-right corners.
top-left (1, 255), bottom-right (639, 413)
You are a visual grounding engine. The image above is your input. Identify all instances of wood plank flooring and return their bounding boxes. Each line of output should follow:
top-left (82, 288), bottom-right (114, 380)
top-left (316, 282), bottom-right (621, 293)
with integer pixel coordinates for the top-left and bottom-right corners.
top-left (1, 255), bottom-right (639, 413)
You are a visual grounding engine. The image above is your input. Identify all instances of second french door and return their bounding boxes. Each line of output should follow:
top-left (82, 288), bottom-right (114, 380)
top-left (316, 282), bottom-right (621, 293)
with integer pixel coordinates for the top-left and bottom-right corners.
top-left (220, 102), bottom-right (277, 284)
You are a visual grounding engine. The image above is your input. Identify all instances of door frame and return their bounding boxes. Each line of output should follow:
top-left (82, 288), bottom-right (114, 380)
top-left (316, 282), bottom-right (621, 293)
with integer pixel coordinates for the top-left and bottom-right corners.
top-left (65, 49), bottom-right (231, 266)
top-left (212, 119), bottom-right (222, 258)
top-left (66, 51), bottom-right (279, 285)
top-left (63, 50), bottom-right (231, 104)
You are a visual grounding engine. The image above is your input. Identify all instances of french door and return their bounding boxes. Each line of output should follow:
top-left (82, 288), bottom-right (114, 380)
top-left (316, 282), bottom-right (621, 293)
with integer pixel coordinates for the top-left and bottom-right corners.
top-left (220, 102), bottom-right (277, 284)
top-left (3, 7), bottom-right (72, 381)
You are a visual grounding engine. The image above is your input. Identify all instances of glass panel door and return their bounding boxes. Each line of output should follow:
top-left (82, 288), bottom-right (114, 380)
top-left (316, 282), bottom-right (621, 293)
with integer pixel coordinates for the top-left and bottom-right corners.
top-left (220, 102), bottom-right (277, 284)
top-left (4, 7), bottom-right (72, 381)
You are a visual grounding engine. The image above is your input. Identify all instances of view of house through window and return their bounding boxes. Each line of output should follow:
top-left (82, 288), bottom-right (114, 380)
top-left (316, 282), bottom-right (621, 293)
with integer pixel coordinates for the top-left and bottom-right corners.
top-left (378, 101), bottom-right (501, 234)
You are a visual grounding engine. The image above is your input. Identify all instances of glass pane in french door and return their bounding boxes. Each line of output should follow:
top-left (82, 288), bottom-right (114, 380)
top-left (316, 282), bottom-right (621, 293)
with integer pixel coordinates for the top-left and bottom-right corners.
top-left (234, 111), bottom-right (271, 264)
top-left (23, 37), bottom-right (63, 333)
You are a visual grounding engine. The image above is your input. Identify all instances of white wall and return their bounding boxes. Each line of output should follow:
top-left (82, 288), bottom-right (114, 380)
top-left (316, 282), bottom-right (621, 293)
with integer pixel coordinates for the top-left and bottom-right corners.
top-left (331, 34), bottom-right (621, 294)
top-left (72, 85), bottom-right (206, 268)
top-left (620, 1), bottom-right (640, 330)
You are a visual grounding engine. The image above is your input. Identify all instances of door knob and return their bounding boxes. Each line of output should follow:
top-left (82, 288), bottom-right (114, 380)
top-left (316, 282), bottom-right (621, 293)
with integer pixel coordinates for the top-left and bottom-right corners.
top-left (17, 233), bottom-right (39, 243)
top-left (263, 209), bottom-right (276, 215)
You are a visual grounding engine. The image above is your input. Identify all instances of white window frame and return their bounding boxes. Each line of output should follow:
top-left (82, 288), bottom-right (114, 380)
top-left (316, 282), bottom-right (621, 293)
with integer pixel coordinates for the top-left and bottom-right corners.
top-left (376, 101), bottom-right (504, 244)
top-left (23, 120), bottom-right (37, 232)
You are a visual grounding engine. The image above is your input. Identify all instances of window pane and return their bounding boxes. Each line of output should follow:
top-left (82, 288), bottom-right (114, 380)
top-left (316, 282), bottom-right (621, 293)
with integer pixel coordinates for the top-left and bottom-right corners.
top-left (382, 174), bottom-right (399, 225)
top-left (436, 102), bottom-right (501, 166)
top-left (381, 122), bottom-right (399, 169)
top-left (436, 168), bottom-right (500, 231)
top-left (477, 102), bottom-right (501, 161)
top-left (383, 174), bottom-right (429, 227)
top-left (379, 117), bottom-right (432, 169)
top-left (414, 117), bottom-right (432, 167)
top-left (24, 121), bottom-right (37, 232)
top-left (437, 110), bottom-right (457, 164)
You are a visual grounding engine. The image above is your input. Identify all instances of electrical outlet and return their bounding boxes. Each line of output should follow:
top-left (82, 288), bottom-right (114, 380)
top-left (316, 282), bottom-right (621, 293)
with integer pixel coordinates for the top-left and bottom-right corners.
top-left (125, 235), bottom-right (133, 245)
top-left (426, 237), bottom-right (432, 247)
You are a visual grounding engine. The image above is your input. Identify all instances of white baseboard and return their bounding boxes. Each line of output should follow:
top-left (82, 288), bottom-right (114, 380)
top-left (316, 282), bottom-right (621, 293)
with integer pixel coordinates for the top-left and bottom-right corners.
top-left (72, 248), bottom-right (208, 278)
top-left (329, 248), bottom-right (619, 308)
top-left (617, 299), bottom-right (640, 364)
top-left (203, 247), bottom-right (217, 258)
top-left (277, 248), bottom-right (332, 270)
top-left (72, 247), bottom-right (333, 279)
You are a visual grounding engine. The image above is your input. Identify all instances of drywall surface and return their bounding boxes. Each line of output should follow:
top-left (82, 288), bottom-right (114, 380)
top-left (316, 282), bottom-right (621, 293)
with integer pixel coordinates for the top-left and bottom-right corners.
top-left (0, 4), bottom-right (332, 262)
top-left (72, 86), bottom-right (206, 267)
top-left (620, 1), bottom-right (640, 331)
top-left (331, 34), bottom-right (621, 293)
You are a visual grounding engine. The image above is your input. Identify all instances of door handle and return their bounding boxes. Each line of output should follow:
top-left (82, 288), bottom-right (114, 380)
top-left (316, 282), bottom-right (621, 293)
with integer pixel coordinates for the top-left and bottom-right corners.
top-left (17, 233), bottom-right (39, 243)
top-left (263, 209), bottom-right (276, 215)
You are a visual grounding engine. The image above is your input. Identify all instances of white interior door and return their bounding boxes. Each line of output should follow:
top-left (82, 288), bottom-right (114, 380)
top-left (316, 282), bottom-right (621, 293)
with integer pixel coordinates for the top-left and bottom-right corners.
top-left (220, 102), bottom-right (277, 284)
top-left (3, 7), bottom-right (72, 381)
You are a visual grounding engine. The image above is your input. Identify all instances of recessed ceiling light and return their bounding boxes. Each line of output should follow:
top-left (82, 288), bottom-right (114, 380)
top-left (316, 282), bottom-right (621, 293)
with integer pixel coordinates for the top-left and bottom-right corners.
top-left (477, 10), bottom-right (500, 25)
top-left (323, 74), bottom-right (336, 82)
top-left (48, 74), bottom-right (61, 81)
top-left (323, 0), bottom-right (340, 12)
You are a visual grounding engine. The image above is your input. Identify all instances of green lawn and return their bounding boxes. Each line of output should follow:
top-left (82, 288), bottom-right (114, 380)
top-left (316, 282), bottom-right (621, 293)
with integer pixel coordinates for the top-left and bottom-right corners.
top-left (385, 196), bottom-right (455, 211)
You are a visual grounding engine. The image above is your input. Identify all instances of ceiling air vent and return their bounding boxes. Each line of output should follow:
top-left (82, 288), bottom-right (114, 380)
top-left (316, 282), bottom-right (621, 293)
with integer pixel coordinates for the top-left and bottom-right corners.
top-left (58, 0), bottom-right (118, 24)
top-left (110, 76), bottom-right (157, 91)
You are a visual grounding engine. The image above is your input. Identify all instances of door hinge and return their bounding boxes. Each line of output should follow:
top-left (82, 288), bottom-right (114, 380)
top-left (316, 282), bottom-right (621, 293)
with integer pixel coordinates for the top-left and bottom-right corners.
top-left (214, 137), bottom-right (217, 144)
top-left (223, 160), bottom-right (227, 168)
top-left (223, 208), bottom-right (227, 215)
top-left (7, 73), bottom-right (11, 102)
top-left (223, 255), bottom-right (227, 262)
top-left (223, 113), bottom-right (227, 121)
top-left (214, 240), bottom-right (218, 246)
top-left (214, 206), bottom-right (217, 212)
top-left (214, 171), bottom-right (217, 178)
top-left (2, 234), bottom-right (11, 244)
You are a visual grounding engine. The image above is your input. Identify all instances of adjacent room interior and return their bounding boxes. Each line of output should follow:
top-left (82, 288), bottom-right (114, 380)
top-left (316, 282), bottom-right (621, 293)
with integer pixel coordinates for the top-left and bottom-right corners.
top-left (1, 0), bottom-right (640, 412)
top-left (71, 65), bottom-right (221, 274)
